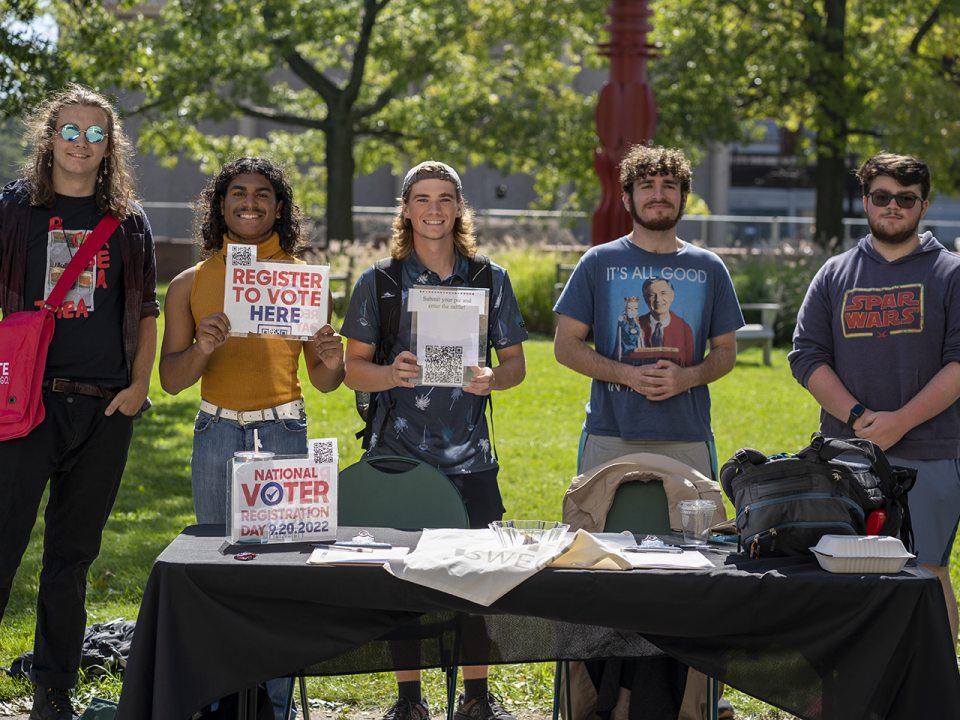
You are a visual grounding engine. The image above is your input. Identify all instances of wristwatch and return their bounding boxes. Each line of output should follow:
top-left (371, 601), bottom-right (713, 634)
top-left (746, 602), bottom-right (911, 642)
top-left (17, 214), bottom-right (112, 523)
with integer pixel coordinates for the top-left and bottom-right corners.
top-left (847, 403), bottom-right (865, 427)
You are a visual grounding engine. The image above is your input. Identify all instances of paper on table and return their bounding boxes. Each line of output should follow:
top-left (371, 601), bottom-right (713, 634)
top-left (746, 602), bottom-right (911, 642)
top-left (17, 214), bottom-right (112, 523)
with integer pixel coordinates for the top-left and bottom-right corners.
top-left (306, 547), bottom-right (409, 566)
top-left (564, 533), bottom-right (714, 570)
top-left (619, 550), bottom-right (714, 570)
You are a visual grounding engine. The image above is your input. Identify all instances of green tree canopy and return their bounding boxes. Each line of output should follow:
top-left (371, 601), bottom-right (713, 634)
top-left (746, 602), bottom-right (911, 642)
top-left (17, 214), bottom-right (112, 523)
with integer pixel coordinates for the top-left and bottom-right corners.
top-left (0, 1), bottom-right (67, 119)
top-left (42, 0), bottom-right (606, 241)
top-left (650, 0), bottom-right (960, 248)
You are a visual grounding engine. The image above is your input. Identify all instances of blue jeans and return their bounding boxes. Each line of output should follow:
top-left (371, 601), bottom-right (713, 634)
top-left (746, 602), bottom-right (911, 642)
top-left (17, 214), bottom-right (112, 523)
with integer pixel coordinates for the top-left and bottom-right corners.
top-left (191, 406), bottom-right (306, 719)
top-left (191, 408), bottom-right (308, 525)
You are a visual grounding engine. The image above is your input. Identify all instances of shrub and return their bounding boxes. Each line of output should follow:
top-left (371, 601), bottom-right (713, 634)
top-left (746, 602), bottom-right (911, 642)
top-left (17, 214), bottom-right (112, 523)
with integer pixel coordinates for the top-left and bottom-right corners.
top-left (728, 252), bottom-right (828, 345)
top-left (488, 246), bottom-right (575, 336)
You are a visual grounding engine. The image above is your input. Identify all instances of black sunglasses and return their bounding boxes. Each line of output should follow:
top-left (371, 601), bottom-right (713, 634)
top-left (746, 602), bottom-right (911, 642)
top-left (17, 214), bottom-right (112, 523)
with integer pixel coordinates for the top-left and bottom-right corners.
top-left (57, 123), bottom-right (107, 144)
top-left (867, 190), bottom-right (922, 209)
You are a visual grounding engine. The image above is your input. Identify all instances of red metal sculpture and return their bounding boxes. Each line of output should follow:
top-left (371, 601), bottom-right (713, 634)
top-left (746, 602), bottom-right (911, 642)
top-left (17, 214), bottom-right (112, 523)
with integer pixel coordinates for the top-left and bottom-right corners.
top-left (592, 0), bottom-right (657, 245)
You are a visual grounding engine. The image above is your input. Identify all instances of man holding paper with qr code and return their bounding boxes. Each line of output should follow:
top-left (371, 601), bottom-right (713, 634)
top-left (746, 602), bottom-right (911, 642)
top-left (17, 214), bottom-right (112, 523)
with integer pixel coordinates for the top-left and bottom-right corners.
top-left (159, 157), bottom-right (344, 719)
top-left (342, 161), bottom-right (527, 720)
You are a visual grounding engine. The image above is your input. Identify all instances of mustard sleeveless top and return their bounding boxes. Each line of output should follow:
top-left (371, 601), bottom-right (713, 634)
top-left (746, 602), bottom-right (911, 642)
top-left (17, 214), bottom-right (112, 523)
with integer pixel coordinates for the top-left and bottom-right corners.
top-left (191, 233), bottom-right (304, 410)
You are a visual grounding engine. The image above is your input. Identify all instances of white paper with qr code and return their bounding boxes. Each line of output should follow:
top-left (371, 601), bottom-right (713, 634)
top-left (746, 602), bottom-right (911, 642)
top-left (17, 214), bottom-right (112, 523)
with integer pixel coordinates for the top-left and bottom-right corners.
top-left (224, 243), bottom-right (329, 339)
top-left (228, 438), bottom-right (338, 544)
top-left (408, 287), bottom-right (488, 387)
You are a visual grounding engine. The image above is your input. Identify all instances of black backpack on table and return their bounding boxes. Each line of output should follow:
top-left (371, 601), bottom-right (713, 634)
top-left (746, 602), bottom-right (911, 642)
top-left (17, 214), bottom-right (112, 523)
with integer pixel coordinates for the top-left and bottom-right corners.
top-left (719, 435), bottom-right (915, 558)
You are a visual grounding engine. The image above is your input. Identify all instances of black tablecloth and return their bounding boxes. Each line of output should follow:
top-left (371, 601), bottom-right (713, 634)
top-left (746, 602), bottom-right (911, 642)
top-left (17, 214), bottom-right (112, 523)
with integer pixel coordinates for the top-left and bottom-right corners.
top-left (116, 525), bottom-right (960, 720)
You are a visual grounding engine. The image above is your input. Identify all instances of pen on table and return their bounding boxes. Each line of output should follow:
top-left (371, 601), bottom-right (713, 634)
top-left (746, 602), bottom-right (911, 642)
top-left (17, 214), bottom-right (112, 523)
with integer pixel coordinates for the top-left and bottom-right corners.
top-left (622, 545), bottom-right (682, 554)
top-left (334, 541), bottom-right (392, 549)
top-left (320, 544), bottom-right (375, 553)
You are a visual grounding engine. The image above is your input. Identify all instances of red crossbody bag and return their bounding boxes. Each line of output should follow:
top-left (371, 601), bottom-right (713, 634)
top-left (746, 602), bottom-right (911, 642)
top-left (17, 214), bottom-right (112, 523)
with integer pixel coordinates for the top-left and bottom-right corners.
top-left (0, 214), bottom-right (120, 440)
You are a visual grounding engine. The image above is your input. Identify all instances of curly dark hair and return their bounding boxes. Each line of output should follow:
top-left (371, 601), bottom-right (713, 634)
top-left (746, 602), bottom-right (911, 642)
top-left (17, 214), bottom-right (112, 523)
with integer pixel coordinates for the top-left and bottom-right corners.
top-left (21, 83), bottom-right (137, 219)
top-left (195, 156), bottom-right (305, 258)
top-left (619, 144), bottom-right (693, 195)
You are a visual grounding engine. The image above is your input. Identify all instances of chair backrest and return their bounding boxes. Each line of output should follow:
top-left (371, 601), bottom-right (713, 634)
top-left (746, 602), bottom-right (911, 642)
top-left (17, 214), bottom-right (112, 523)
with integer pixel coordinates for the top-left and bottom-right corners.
top-left (339, 455), bottom-right (470, 530)
top-left (602, 480), bottom-right (671, 534)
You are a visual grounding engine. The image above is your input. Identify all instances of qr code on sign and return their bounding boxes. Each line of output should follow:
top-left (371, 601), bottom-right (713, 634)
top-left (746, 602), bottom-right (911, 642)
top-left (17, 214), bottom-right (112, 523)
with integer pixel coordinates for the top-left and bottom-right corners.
top-left (230, 245), bottom-right (254, 267)
top-left (312, 440), bottom-right (335, 465)
top-left (422, 345), bottom-right (464, 386)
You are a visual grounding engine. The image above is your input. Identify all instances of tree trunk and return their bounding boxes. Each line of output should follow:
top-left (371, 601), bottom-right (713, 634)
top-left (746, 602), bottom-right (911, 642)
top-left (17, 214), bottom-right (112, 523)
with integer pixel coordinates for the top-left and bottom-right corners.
top-left (814, 149), bottom-right (846, 251)
top-left (810, 0), bottom-right (848, 251)
top-left (324, 117), bottom-right (356, 243)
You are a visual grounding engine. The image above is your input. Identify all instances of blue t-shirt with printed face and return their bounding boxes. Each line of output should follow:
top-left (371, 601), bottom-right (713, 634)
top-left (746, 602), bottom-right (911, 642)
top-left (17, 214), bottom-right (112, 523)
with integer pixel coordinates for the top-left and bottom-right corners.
top-left (554, 237), bottom-right (743, 442)
top-left (341, 252), bottom-right (528, 475)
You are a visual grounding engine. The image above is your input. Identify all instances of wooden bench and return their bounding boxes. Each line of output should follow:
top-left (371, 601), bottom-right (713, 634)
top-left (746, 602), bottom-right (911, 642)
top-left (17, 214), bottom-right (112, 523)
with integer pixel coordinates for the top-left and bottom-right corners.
top-left (555, 262), bottom-right (577, 303)
top-left (737, 303), bottom-right (780, 366)
top-left (328, 270), bottom-right (352, 315)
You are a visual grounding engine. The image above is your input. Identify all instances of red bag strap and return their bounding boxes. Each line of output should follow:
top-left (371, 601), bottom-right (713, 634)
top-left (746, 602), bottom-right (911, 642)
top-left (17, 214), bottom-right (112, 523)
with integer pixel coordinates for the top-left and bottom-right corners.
top-left (44, 214), bottom-right (121, 310)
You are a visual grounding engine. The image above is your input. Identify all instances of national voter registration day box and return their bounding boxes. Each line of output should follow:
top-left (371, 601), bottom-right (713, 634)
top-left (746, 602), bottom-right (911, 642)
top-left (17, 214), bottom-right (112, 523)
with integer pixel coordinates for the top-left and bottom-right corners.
top-left (228, 438), bottom-right (338, 544)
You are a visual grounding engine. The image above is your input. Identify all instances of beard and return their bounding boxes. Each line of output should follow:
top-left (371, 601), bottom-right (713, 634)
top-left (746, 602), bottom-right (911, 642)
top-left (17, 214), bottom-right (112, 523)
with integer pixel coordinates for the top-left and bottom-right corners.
top-left (628, 194), bottom-right (684, 232)
top-left (869, 215), bottom-right (920, 246)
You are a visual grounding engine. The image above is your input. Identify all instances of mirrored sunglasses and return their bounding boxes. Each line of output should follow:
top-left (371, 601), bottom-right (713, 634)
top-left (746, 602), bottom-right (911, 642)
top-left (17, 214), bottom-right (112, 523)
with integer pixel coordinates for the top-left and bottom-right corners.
top-left (57, 123), bottom-right (107, 144)
top-left (868, 190), bottom-right (921, 209)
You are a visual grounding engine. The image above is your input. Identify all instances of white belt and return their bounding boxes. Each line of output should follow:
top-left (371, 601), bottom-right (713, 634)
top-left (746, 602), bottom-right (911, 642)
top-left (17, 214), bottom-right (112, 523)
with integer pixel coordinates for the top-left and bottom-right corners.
top-left (199, 399), bottom-right (304, 425)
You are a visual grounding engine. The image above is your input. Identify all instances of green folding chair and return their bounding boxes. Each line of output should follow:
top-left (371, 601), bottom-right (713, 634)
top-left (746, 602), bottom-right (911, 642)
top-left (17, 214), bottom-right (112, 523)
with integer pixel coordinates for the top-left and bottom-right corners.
top-left (292, 455), bottom-right (469, 720)
top-left (339, 455), bottom-right (469, 530)
top-left (553, 478), bottom-right (721, 720)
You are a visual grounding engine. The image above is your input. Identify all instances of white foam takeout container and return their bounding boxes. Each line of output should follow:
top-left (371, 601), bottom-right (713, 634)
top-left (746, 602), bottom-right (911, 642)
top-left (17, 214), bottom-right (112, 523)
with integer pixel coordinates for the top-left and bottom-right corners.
top-left (810, 534), bottom-right (914, 574)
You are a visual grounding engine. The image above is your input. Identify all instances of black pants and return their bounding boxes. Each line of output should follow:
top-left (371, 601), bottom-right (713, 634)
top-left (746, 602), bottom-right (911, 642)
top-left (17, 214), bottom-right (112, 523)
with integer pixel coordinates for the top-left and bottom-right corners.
top-left (0, 389), bottom-right (133, 688)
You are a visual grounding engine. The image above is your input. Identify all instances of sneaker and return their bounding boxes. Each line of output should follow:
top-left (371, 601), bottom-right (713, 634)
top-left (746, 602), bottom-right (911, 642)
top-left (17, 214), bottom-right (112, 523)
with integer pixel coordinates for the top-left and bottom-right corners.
top-left (454, 692), bottom-right (515, 720)
top-left (717, 697), bottom-right (735, 720)
top-left (382, 697), bottom-right (431, 720)
top-left (29, 686), bottom-right (78, 720)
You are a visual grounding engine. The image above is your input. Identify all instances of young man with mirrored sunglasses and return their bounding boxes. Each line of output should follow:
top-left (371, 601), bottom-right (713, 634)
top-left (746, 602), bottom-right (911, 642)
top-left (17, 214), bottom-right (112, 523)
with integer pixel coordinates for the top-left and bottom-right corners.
top-left (0, 84), bottom-right (158, 720)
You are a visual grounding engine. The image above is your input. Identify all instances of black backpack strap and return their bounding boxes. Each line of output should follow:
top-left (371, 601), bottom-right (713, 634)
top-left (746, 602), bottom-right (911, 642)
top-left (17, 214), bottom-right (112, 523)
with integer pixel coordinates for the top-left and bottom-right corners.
top-left (467, 254), bottom-right (497, 460)
top-left (356, 258), bottom-right (404, 449)
top-left (804, 436), bottom-right (896, 484)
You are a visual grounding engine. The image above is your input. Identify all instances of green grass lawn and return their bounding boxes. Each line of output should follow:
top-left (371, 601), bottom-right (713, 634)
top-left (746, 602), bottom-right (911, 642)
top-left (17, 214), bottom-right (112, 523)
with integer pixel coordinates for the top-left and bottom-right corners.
top-left (0, 336), bottom-right (955, 720)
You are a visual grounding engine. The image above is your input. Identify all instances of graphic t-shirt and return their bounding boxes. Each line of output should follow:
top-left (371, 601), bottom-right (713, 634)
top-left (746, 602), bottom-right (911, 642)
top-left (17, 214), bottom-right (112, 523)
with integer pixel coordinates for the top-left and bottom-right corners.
top-left (554, 237), bottom-right (743, 442)
top-left (25, 195), bottom-right (125, 384)
top-left (789, 232), bottom-right (960, 459)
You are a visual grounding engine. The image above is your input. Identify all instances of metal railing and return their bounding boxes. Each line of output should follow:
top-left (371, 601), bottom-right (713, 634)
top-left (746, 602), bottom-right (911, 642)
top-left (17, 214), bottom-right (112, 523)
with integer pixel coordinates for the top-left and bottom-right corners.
top-left (141, 202), bottom-right (960, 251)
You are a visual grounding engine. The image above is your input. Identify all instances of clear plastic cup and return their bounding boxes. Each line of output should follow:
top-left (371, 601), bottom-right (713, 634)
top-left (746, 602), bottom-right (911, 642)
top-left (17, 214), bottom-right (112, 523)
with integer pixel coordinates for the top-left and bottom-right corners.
top-left (678, 499), bottom-right (716, 546)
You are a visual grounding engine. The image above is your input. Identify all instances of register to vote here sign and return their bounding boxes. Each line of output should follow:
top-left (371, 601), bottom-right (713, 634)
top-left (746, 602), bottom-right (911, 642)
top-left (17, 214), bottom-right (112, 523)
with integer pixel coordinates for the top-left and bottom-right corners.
top-left (224, 243), bottom-right (329, 339)
top-left (229, 439), bottom-right (338, 544)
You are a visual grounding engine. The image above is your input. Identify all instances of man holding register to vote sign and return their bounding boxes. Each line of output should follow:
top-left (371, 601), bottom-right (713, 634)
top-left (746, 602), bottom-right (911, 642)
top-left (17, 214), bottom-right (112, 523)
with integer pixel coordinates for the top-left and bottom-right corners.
top-left (160, 156), bottom-right (344, 528)
top-left (159, 157), bottom-right (344, 720)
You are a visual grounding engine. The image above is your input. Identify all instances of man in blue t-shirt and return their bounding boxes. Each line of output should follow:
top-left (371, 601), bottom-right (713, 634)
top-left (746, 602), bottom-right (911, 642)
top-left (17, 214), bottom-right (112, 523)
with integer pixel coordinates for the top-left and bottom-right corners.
top-left (342, 161), bottom-right (527, 720)
top-left (789, 152), bottom-right (960, 645)
top-left (554, 145), bottom-right (743, 478)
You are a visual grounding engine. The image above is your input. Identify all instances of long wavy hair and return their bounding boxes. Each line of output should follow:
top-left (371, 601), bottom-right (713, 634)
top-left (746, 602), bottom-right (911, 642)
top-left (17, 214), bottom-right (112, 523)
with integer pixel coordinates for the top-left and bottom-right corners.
top-left (390, 162), bottom-right (476, 261)
top-left (195, 156), bottom-right (305, 258)
top-left (21, 83), bottom-right (136, 219)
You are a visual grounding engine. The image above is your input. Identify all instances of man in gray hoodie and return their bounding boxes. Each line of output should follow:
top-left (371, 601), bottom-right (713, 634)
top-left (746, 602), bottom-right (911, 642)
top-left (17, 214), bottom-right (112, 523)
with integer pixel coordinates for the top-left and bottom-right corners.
top-left (789, 152), bottom-right (960, 644)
